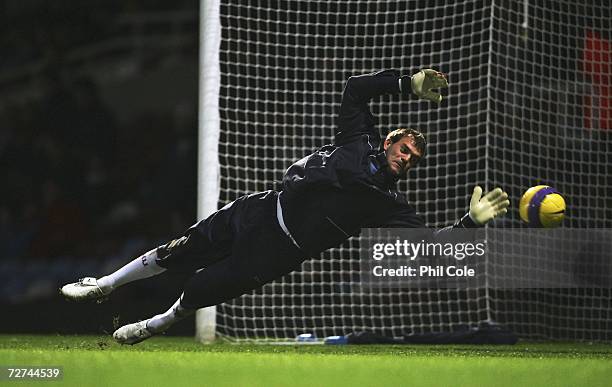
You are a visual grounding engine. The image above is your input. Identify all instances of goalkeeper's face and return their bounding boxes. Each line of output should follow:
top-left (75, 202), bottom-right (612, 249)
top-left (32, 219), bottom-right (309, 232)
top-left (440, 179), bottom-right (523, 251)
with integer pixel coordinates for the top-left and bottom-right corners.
top-left (383, 135), bottom-right (423, 177)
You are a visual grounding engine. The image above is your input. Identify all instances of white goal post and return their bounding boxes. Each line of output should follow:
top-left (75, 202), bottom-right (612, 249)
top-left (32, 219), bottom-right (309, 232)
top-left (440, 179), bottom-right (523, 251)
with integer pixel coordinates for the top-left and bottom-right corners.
top-left (196, 0), bottom-right (221, 343)
top-left (197, 0), bottom-right (612, 342)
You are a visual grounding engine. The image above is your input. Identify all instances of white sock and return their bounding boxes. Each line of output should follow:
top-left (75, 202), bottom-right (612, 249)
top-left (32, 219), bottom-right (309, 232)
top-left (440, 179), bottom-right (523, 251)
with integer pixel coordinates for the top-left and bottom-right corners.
top-left (146, 296), bottom-right (194, 333)
top-left (97, 249), bottom-right (166, 293)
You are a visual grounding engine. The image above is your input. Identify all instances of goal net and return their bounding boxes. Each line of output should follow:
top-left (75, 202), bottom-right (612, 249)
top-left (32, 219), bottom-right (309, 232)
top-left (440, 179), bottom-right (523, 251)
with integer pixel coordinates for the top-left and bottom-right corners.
top-left (199, 0), bottom-right (612, 342)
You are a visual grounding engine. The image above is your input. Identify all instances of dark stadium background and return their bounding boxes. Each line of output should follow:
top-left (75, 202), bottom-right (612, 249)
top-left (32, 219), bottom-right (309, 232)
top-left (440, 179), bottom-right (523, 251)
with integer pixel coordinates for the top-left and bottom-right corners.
top-left (0, 1), bottom-right (200, 335)
top-left (0, 1), bottom-right (610, 339)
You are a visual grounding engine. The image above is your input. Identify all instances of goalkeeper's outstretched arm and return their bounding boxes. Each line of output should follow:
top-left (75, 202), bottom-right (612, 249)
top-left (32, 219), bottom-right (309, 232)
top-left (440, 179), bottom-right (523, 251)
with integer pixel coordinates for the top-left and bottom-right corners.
top-left (336, 69), bottom-right (448, 144)
top-left (387, 185), bottom-right (510, 230)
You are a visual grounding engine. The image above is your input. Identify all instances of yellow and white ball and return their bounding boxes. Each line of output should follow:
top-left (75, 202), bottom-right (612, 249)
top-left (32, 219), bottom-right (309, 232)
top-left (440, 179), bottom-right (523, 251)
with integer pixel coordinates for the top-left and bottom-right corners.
top-left (519, 185), bottom-right (566, 228)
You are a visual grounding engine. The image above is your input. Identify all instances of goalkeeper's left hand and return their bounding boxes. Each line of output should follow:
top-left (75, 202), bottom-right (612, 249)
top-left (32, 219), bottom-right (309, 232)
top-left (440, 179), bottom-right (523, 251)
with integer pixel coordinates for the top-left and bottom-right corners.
top-left (410, 69), bottom-right (448, 103)
top-left (468, 186), bottom-right (510, 225)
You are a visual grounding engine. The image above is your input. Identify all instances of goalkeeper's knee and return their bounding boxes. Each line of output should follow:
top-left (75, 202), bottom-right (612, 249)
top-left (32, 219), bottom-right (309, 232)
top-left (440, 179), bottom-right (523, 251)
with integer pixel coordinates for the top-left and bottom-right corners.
top-left (155, 231), bottom-right (202, 271)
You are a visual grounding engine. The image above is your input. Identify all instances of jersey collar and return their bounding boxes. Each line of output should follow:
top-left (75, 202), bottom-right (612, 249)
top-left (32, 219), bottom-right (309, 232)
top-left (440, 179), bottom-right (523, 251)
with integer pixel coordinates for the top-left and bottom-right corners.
top-left (369, 151), bottom-right (400, 185)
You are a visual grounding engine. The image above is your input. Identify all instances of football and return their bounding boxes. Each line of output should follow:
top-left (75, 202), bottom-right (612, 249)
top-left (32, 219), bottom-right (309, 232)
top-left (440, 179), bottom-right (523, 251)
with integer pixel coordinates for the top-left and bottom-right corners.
top-left (519, 185), bottom-right (566, 228)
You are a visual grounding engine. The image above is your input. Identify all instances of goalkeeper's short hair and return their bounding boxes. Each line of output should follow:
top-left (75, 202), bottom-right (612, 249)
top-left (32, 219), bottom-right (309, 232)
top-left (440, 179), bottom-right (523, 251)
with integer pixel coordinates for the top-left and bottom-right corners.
top-left (386, 128), bottom-right (427, 156)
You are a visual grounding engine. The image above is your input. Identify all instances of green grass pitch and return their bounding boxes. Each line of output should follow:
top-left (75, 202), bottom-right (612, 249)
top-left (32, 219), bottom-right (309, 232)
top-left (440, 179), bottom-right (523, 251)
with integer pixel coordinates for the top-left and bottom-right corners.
top-left (1, 335), bottom-right (611, 387)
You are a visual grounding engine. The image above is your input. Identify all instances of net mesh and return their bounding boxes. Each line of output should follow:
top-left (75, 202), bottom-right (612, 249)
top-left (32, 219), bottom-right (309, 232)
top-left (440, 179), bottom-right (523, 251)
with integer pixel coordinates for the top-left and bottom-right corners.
top-left (487, 0), bottom-right (612, 341)
top-left (213, 0), bottom-right (612, 341)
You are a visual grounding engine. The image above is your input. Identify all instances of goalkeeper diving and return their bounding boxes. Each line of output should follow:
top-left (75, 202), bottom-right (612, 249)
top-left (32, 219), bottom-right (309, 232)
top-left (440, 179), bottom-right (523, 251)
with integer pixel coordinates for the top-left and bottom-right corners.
top-left (61, 69), bottom-right (509, 344)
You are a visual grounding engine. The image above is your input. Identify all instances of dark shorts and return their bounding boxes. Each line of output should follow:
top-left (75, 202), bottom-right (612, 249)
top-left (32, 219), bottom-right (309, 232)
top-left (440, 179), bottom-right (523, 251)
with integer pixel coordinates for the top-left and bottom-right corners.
top-left (155, 190), bottom-right (306, 309)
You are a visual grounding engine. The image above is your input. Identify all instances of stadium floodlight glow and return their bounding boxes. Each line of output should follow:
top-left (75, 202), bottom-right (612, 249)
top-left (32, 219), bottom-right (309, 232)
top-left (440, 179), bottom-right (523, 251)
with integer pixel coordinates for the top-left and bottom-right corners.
top-left (198, 0), bottom-right (612, 342)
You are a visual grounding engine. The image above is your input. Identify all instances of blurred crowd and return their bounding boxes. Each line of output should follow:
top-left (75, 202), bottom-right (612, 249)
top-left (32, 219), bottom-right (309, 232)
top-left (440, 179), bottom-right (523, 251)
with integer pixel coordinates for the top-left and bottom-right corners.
top-left (0, 0), bottom-right (198, 301)
top-left (0, 75), bottom-right (197, 261)
top-left (0, 0), bottom-right (194, 73)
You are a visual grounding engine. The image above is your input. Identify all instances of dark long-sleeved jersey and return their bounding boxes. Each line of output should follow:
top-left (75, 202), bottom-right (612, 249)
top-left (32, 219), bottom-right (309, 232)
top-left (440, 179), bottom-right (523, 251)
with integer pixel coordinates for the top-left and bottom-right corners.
top-left (279, 70), bottom-right (476, 255)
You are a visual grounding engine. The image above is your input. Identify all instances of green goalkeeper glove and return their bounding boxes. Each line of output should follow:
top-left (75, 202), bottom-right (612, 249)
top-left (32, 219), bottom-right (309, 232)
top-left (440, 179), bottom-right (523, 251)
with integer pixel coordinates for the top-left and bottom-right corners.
top-left (410, 69), bottom-right (448, 103)
top-left (468, 186), bottom-right (510, 225)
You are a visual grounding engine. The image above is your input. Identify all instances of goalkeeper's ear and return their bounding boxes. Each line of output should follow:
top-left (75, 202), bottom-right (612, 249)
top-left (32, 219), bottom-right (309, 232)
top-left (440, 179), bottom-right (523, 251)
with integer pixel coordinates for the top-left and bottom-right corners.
top-left (400, 69), bottom-right (448, 103)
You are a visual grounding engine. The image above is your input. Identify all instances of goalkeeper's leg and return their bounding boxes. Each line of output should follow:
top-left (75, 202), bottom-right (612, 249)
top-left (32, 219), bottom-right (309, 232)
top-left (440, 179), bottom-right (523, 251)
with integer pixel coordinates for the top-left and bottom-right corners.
top-left (61, 197), bottom-right (239, 302)
top-left (178, 204), bottom-right (305, 310)
top-left (113, 205), bottom-right (305, 344)
top-left (59, 248), bottom-right (167, 302)
top-left (113, 293), bottom-right (194, 345)
top-left (113, 246), bottom-right (303, 345)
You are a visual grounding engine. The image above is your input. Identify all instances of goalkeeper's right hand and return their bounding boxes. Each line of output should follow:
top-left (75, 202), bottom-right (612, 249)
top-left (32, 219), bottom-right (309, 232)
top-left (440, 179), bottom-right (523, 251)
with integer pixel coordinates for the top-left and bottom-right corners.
top-left (410, 69), bottom-right (448, 103)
